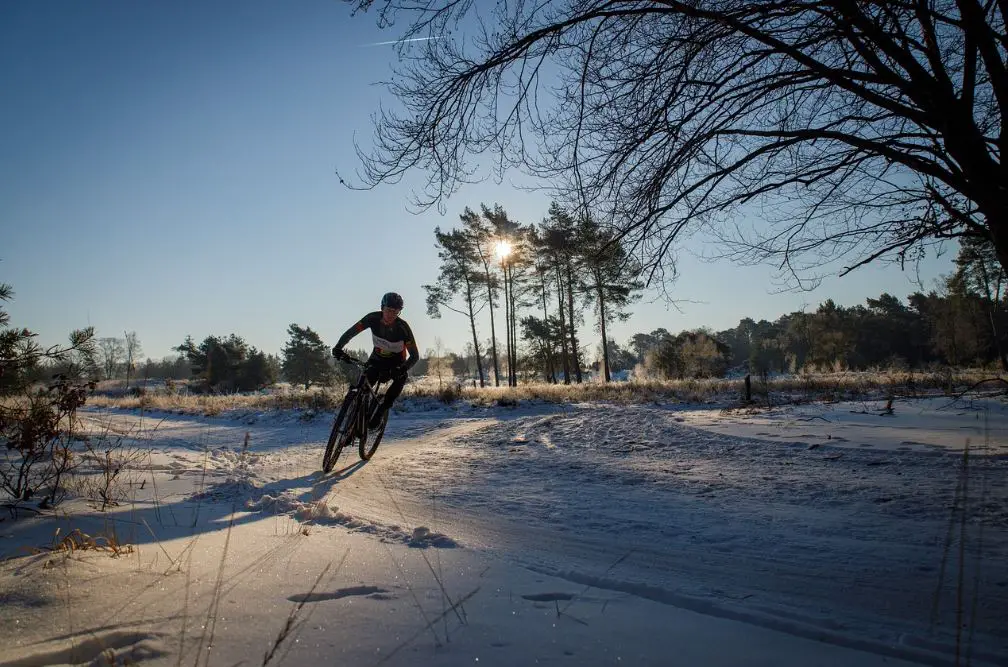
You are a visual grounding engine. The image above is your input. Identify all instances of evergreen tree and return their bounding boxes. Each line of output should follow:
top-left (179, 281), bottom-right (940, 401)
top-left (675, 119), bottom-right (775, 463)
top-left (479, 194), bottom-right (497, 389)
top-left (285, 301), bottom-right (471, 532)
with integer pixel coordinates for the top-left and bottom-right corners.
top-left (579, 216), bottom-right (644, 381)
top-left (281, 324), bottom-right (334, 390)
top-left (174, 334), bottom-right (272, 392)
top-left (460, 207), bottom-right (503, 386)
top-left (1, 282), bottom-right (94, 395)
top-left (954, 237), bottom-right (1008, 369)
top-left (425, 226), bottom-right (488, 386)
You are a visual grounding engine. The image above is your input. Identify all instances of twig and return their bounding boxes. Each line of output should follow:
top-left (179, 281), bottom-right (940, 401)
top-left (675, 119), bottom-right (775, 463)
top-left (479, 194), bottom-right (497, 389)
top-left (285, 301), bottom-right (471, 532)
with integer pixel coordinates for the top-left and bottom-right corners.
top-left (375, 587), bottom-right (481, 666)
top-left (263, 558), bottom-right (338, 666)
top-left (938, 377), bottom-right (1008, 411)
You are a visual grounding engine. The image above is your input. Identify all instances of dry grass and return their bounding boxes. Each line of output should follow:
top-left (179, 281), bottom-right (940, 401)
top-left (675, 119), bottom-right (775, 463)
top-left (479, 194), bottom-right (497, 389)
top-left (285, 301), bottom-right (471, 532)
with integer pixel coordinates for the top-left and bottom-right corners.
top-left (82, 368), bottom-right (1008, 415)
top-left (87, 383), bottom-right (348, 415)
top-left (41, 526), bottom-right (134, 558)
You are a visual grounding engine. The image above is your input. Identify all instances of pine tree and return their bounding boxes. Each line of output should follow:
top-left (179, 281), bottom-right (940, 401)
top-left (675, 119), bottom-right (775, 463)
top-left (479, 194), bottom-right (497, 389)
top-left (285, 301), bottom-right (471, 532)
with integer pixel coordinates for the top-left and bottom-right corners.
top-left (281, 324), bottom-right (334, 390)
top-left (1, 282), bottom-right (94, 395)
top-left (578, 216), bottom-right (643, 382)
top-left (425, 226), bottom-right (488, 386)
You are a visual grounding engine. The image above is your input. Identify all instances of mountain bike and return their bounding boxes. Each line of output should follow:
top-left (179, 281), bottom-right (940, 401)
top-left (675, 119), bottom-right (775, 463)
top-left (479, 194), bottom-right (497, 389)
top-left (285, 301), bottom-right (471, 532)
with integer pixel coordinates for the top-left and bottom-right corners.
top-left (322, 357), bottom-right (391, 473)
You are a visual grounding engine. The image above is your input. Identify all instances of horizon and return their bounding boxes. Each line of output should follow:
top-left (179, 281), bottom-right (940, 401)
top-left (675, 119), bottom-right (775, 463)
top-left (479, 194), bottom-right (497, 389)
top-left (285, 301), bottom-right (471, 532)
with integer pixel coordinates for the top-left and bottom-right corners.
top-left (1, 1), bottom-right (954, 364)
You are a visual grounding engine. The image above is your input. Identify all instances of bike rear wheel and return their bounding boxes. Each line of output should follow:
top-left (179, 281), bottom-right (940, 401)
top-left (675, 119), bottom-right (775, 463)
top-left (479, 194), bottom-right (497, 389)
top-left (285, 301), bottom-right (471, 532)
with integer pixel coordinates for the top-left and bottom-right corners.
top-left (359, 407), bottom-right (388, 460)
top-left (323, 392), bottom-right (358, 473)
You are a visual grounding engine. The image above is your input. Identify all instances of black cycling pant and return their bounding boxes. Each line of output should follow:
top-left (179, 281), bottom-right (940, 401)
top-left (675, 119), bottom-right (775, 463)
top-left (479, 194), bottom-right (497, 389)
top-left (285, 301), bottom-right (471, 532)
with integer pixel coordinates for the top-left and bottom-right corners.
top-left (365, 359), bottom-right (406, 408)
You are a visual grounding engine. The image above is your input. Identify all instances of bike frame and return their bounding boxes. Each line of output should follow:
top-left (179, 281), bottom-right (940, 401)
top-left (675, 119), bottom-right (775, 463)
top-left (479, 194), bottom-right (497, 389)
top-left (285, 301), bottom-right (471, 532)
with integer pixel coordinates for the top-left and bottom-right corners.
top-left (343, 359), bottom-right (386, 438)
top-left (322, 357), bottom-right (394, 472)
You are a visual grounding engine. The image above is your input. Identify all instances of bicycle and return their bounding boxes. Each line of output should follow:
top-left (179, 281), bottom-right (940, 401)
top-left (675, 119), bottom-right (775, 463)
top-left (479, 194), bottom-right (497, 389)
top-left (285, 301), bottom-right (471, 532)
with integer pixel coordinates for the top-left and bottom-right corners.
top-left (322, 357), bottom-right (393, 473)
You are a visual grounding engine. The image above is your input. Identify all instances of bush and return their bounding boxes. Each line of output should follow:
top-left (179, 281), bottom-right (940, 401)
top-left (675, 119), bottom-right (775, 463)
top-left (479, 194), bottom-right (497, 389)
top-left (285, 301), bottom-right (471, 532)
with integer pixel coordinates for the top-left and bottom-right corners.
top-left (0, 375), bottom-right (92, 510)
top-left (438, 383), bottom-right (462, 404)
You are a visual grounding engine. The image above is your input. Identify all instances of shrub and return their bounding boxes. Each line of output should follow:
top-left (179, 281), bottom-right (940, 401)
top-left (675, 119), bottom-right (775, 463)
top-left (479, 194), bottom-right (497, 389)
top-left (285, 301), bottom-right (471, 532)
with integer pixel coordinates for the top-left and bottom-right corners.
top-left (0, 375), bottom-right (93, 510)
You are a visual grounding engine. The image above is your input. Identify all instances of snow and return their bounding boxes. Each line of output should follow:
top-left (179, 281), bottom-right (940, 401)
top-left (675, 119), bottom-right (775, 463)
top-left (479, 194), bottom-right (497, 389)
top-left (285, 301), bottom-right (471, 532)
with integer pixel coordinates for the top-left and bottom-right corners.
top-left (1, 393), bottom-right (1006, 666)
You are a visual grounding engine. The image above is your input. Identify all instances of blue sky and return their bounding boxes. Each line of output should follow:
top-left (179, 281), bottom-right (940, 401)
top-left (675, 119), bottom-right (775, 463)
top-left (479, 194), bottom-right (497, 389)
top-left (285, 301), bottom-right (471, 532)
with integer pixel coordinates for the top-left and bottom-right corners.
top-left (1, 1), bottom-right (954, 364)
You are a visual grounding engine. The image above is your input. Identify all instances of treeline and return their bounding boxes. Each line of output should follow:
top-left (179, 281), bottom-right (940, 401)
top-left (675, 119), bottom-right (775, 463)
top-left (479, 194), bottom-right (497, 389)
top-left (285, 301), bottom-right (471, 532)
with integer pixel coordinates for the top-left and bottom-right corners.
top-left (716, 237), bottom-right (1005, 376)
top-left (425, 212), bottom-right (1007, 381)
top-left (7, 230), bottom-right (1003, 394)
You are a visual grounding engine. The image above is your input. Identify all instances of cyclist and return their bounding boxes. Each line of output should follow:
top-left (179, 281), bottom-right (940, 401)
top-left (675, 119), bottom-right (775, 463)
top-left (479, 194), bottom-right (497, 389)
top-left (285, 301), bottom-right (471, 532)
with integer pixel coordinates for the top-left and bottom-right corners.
top-left (332, 292), bottom-right (419, 427)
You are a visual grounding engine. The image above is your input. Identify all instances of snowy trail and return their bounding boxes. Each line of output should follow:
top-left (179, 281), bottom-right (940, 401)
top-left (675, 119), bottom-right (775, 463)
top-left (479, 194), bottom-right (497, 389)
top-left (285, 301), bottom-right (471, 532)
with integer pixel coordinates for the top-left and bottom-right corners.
top-left (71, 402), bottom-right (1008, 666)
top-left (318, 408), bottom-right (1008, 666)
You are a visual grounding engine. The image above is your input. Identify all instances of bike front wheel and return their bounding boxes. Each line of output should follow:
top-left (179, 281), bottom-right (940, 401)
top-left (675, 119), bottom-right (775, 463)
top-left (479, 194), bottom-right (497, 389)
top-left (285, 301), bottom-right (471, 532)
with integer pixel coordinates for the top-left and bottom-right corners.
top-left (323, 392), bottom-right (358, 473)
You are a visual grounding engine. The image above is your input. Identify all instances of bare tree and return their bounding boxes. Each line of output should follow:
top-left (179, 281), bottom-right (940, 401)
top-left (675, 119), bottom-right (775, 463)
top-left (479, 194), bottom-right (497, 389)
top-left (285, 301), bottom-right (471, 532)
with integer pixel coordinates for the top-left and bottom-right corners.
top-left (346, 1), bottom-right (1008, 284)
top-left (123, 331), bottom-right (142, 390)
top-left (96, 337), bottom-right (125, 381)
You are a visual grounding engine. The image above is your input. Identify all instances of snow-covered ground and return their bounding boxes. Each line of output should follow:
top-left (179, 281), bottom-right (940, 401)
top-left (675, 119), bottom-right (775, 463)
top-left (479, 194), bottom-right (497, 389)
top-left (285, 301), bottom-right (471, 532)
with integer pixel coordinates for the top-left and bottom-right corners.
top-left (1, 394), bottom-right (1006, 666)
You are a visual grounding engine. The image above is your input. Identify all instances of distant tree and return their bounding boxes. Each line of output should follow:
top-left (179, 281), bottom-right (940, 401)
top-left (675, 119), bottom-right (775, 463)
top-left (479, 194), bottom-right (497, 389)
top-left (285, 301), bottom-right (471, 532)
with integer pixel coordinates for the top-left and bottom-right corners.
top-left (863, 294), bottom-right (928, 368)
top-left (240, 347), bottom-right (278, 391)
top-left (96, 337), bottom-right (125, 381)
top-left (175, 334), bottom-right (272, 392)
top-left (527, 228), bottom-right (560, 383)
top-left (954, 237), bottom-right (1008, 369)
top-left (427, 337), bottom-right (448, 389)
top-left (643, 330), bottom-right (730, 379)
top-left (483, 203), bottom-right (531, 386)
top-left (579, 216), bottom-right (644, 381)
top-left (521, 314), bottom-right (565, 382)
top-left (425, 225), bottom-right (488, 386)
top-left (142, 355), bottom-right (191, 380)
top-left (806, 300), bottom-right (856, 370)
top-left (123, 331), bottom-right (142, 390)
top-left (448, 352), bottom-right (468, 377)
top-left (265, 353), bottom-right (283, 384)
top-left (643, 342), bottom-right (682, 380)
top-left (281, 324), bottom-right (334, 390)
top-left (597, 340), bottom-right (636, 375)
top-left (628, 329), bottom-right (673, 366)
top-left (536, 204), bottom-right (585, 383)
top-left (460, 207), bottom-right (503, 385)
top-left (925, 273), bottom-right (991, 367)
top-left (678, 331), bottom-right (731, 379)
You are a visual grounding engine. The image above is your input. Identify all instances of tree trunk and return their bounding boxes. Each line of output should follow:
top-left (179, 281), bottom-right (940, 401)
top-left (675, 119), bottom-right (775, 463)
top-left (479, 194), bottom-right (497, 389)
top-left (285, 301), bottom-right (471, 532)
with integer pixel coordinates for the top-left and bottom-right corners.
top-left (987, 309), bottom-right (1008, 371)
top-left (509, 263), bottom-right (518, 386)
top-left (564, 261), bottom-right (582, 383)
top-left (464, 276), bottom-right (485, 387)
top-left (597, 274), bottom-right (611, 382)
top-left (555, 266), bottom-right (571, 384)
top-left (481, 258), bottom-right (501, 386)
top-left (501, 262), bottom-right (511, 387)
top-left (539, 270), bottom-right (557, 383)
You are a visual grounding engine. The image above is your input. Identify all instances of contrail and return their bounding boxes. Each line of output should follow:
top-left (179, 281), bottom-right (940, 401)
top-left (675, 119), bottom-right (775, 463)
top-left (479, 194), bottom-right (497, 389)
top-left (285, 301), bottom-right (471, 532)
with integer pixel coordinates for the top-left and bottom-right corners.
top-left (360, 36), bottom-right (444, 47)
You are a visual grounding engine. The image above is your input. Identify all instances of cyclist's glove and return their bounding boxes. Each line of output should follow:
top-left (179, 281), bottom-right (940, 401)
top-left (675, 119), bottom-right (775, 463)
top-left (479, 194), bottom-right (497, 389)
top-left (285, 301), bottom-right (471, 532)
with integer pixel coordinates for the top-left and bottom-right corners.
top-left (332, 346), bottom-right (347, 360)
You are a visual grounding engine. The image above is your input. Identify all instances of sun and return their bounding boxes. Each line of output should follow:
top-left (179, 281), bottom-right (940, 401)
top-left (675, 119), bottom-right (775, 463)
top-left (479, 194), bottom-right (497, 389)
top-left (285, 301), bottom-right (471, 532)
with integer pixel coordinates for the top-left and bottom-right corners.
top-left (494, 239), bottom-right (512, 260)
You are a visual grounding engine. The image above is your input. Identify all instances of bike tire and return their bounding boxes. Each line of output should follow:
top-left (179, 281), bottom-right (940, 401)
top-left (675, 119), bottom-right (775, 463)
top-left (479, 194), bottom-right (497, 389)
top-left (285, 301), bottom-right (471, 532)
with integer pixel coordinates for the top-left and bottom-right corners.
top-left (359, 407), bottom-right (388, 460)
top-left (323, 392), bottom-right (357, 473)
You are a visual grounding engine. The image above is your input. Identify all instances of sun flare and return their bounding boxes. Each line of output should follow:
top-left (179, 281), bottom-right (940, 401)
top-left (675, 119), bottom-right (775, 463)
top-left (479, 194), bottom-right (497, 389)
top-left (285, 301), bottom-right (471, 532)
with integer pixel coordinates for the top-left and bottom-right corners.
top-left (495, 239), bottom-right (512, 260)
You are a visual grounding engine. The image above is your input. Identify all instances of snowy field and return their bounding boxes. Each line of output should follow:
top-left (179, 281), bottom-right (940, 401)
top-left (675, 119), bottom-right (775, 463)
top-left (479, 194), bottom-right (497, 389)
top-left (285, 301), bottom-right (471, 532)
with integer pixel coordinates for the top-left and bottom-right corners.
top-left (1, 393), bottom-right (1006, 666)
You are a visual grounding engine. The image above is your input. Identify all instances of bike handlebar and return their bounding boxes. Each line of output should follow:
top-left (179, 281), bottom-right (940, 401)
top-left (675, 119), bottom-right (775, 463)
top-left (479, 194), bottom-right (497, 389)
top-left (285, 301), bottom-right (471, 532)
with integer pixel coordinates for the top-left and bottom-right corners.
top-left (336, 354), bottom-right (368, 369)
top-left (336, 353), bottom-right (409, 382)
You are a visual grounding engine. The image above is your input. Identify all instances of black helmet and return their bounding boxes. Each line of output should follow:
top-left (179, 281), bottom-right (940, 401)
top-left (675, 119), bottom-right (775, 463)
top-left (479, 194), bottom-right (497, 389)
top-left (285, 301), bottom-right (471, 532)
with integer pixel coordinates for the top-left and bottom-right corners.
top-left (381, 292), bottom-right (404, 310)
